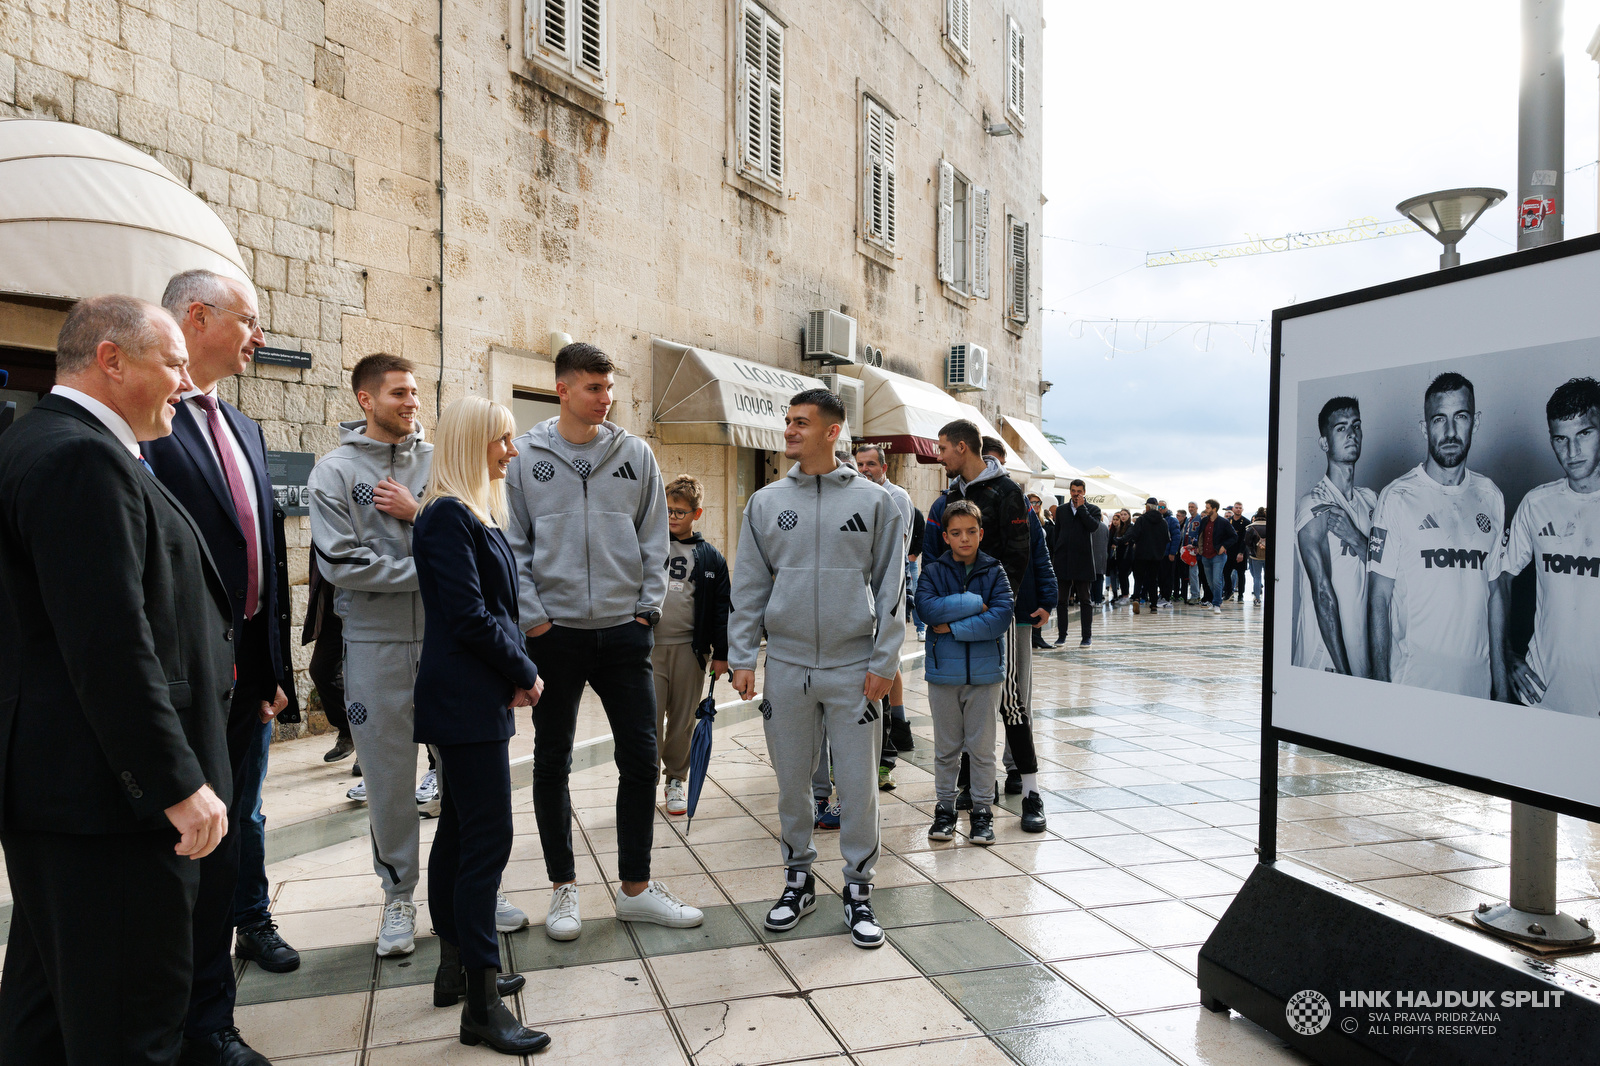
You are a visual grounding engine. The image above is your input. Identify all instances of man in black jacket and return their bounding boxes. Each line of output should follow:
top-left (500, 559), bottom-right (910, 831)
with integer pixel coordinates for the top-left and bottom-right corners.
top-left (1224, 500), bottom-right (1251, 602)
top-left (1051, 479), bottom-right (1101, 645)
top-left (145, 270), bottom-right (299, 1066)
top-left (0, 295), bottom-right (233, 1065)
top-left (1129, 498), bottom-right (1170, 615)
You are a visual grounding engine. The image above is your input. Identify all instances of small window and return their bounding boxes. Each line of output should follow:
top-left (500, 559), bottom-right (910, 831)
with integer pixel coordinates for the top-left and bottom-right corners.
top-left (736, 1), bottom-right (784, 188)
top-left (945, 0), bottom-right (972, 61)
top-left (1006, 17), bottom-right (1025, 125)
top-left (1005, 214), bottom-right (1030, 324)
top-left (937, 161), bottom-right (989, 299)
top-left (526, 0), bottom-right (607, 92)
top-left (862, 96), bottom-right (897, 248)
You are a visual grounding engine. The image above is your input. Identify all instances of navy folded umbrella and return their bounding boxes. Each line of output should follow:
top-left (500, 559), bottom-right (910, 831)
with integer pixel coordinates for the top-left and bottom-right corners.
top-left (685, 677), bottom-right (718, 831)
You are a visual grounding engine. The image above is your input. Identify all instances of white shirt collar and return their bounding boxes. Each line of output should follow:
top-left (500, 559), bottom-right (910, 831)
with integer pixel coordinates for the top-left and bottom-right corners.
top-left (50, 385), bottom-right (140, 457)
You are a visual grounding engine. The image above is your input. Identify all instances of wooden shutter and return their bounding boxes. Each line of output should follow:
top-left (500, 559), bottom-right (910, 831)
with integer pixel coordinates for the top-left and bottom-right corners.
top-left (946, 0), bottom-right (971, 59)
top-left (1007, 217), bottom-right (1029, 323)
top-left (971, 186), bottom-right (989, 299)
top-left (763, 18), bottom-right (783, 182)
top-left (1006, 18), bottom-right (1025, 121)
top-left (739, 3), bottom-right (765, 175)
top-left (539, 0), bottom-right (567, 56)
top-left (578, 0), bottom-right (603, 76)
top-left (863, 98), bottom-right (896, 246)
top-left (936, 160), bottom-right (954, 284)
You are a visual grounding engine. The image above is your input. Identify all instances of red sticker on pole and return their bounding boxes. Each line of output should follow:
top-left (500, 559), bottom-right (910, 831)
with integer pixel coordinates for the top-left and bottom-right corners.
top-left (1520, 195), bottom-right (1554, 232)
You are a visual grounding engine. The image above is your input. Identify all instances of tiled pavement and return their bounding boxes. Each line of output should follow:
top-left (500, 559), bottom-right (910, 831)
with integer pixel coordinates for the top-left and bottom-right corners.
top-left (218, 600), bottom-right (1600, 1063)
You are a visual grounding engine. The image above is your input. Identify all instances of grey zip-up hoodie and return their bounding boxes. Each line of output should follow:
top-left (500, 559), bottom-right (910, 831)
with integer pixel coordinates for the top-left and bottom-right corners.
top-left (308, 420), bottom-right (432, 641)
top-left (729, 461), bottom-right (906, 677)
top-left (504, 418), bottom-right (668, 630)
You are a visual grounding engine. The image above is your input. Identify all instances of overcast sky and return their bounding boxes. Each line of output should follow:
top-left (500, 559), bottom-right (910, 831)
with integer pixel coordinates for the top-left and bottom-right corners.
top-left (1037, 0), bottom-right (1600, 511)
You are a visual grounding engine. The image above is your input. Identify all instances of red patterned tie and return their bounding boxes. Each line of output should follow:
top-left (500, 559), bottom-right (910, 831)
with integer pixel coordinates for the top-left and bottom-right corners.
top-left (194, 394), bottom-right (259, 618)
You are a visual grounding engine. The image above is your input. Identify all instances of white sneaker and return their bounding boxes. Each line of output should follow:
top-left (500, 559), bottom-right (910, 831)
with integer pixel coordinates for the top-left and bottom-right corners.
top-left (376, 899), bottom-right (417, 956)
top-left (346, 780), bottom-right (366, 802)
top-left (1212, 604), bottom-right (1222, 614)
top-left (1253, 596), bottom-right (1262, 607)
top-left (917, 630), bottom-right (926, 642)
top-left (495, 892), bottom-right (530, 932)
top-left (415, 768), bottom-right (439, 804)
top-left (664, 778), bottom-right (688, 816)
top-left (545, 882), bottom-right (582, 941)
top-left (614, 881), bottom-right (704, 928)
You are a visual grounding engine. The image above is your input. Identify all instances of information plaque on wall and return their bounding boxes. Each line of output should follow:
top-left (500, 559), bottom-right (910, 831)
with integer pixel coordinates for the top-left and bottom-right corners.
top-left (267, 450), bottom-right (315, 516)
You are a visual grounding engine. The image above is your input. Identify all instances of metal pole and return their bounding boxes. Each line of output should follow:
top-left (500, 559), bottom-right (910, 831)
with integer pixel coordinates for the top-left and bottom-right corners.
top-left (1474, 0), bottom-right (1593, 948)
top-left (1440, 243), bottom-right (1461, 269)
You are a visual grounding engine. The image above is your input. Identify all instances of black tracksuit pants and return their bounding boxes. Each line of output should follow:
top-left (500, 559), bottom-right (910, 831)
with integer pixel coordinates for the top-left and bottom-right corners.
top-left (429, 740), bottom-right (513, 971)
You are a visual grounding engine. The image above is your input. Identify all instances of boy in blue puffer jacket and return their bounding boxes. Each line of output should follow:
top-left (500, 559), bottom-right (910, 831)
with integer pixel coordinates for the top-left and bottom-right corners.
top-left (915, 500), bottom-right (1014, 845)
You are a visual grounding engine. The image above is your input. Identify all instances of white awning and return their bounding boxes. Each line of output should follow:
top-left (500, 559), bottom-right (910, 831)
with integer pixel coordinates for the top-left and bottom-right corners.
top-left (834, 363), bottom-right (1030, 482)
top-left (1002, 416), bottom-right (1080, 481)
top-left (651, 339), bottom-right (827, 452)
top-left (0, 119), bottom-right (250, 305)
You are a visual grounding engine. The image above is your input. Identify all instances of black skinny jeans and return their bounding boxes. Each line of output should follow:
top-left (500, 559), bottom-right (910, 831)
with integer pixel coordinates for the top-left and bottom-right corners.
top-left (1058, 580), bottom-right (1094, 641)
top-left (430, 740), bottom-right (513, 971)
top-left (527, 622), bottom-right (659, 884)
top-left (307, 608), bottom-right (348, 736)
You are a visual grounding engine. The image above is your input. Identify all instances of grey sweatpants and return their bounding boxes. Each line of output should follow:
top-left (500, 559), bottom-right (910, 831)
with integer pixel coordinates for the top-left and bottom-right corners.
top-left (929, 683), bottom-right (999, 808)
top-left (762, 657), bottom-right (881, 885)
top-left (652, 640), bottom-right (704, 784)
top-left (345, 640), bottom-right (425, 902)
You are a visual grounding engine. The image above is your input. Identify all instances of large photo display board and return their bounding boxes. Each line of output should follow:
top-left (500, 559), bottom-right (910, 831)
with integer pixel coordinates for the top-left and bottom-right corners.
top-left (1270, 235), bottom-right (1600, 818)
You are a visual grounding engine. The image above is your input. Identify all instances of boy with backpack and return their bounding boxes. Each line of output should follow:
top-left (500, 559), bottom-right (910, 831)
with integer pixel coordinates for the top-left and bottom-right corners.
top-left (916, 500), bottom-right (1014, 846)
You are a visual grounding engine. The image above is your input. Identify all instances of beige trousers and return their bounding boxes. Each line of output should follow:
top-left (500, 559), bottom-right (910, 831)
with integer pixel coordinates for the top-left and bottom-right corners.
top-left (651, 640), bottom-right (705, 783)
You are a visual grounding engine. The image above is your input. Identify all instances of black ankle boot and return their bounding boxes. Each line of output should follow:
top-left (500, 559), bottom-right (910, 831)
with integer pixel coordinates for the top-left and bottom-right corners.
top-left (460, 966), bottom-right (550, 1053)
top-left (434, 940), bottom-right (526, 1007)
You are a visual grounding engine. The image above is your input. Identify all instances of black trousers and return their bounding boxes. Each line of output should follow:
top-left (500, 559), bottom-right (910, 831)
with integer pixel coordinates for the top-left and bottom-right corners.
top-left (1133, 560), bottom-right (1162, 606)
top-left (186, 611), bottom-right (273, 1039)
top-left (1, 828), bottom-right (199, 1065)
top-left (307, 608), bottom-right (347, 736)
top-left (528, 622), bottom-right (658, 884)
top-left (1057, 580), bottom-right (1094, 642)
top-left (430, 740), bottom-right (513, 971)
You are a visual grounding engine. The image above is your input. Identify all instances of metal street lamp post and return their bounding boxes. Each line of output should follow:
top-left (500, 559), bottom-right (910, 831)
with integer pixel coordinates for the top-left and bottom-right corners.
top-left (1395, 188), bottom-right (1506, 269)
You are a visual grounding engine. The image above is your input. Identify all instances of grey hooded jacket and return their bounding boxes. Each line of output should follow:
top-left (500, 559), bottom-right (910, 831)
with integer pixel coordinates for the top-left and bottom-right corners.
top-left (729, 461), bottom-right (907, 678)
top-left (308, 420), bottom-right (432, 641)
top-left (504, 418), bottom-right (668, 631)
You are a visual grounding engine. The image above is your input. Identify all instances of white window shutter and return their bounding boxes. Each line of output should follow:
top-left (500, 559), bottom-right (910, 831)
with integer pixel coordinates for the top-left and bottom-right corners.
top-left (539, 0), bottom-right (568, 57)
top-left (936, 160), bottom-right (954, 284)
top-left (1006, 18), bottom-right (1025, 121)
top-left (971, 186), bottom-right (989, 299)
top-left (863, 99), bottom-right (896, 246)
top-left (739, 4), bottom-right (765, 175)
top-left (946, 0), bottom-right (970, 58)
top-left (763, 18), bottom-right (783, 182)
top-left (578, 0), bottom-right (603, 76)
top-left (1008, 218), bottom-right (1029, 323)
top-left (881, 109), bottom-right (896, 245)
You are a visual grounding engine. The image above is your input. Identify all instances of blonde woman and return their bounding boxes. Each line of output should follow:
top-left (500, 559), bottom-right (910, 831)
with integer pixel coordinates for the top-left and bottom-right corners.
top-left (412, 396), bottom-right (548, 1054)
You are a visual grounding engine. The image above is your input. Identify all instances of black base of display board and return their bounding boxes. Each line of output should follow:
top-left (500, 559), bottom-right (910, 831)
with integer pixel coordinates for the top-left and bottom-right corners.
top-left (1198, 861), bottom-right (1600, 1065)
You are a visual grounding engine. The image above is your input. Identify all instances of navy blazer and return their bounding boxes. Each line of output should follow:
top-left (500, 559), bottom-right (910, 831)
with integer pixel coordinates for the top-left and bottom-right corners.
top-left (412, 497), bottom-right (539, 745)
top-left (142, 396), bottom-right (286, 700)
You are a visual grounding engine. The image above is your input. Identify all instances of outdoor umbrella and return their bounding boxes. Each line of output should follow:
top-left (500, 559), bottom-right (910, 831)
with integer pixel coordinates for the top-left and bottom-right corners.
top-left (684, 677), bottom-right (719, 832)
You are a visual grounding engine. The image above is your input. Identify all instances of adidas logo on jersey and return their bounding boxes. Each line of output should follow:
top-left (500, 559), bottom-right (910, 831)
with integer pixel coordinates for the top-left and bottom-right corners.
top-left (840, 513), bottom-right (868, 532)
top-left (1418, 514), bottom-right (1440, 531)
top-left (858, 702), bottom-right (880, 725)
top-left (1541, 553), bottom-right (1600, 577)
top-left (611, 462), bottom-right (638, 480)
top-left (1539, 521), bottom-right (1557, 537)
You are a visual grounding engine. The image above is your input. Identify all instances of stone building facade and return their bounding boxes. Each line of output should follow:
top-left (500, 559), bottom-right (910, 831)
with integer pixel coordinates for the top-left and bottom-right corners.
top-left (1, 0), bottom-right (1045, 728)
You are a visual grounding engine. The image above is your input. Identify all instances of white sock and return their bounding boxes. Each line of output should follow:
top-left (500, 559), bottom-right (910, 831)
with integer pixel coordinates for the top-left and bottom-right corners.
top-left (1021, 773), bottom-right (1039, 797)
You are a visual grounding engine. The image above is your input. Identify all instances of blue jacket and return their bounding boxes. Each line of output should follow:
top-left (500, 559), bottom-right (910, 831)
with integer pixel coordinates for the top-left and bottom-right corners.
top-left (412, 497), bottom-right (539, 745)
top-left (916, 551), bottom-right (1013, 686)
top-left (1165, 514), bottom-right (1182, 556)
top-left (1016, 508), bottom-right (1058, 624)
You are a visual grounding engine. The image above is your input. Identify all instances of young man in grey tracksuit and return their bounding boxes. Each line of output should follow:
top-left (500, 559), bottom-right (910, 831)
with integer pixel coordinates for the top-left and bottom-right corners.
top-left (505, 342), bottom-right (703, 939)
top-left (308, 354), bottom-right (433, 957)
top-left (730, 388), bottom-right (906, 949)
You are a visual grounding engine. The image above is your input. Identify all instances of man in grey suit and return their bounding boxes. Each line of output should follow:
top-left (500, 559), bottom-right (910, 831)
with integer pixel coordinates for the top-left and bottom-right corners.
top-left (0, 295), bottom-right (234, 1065)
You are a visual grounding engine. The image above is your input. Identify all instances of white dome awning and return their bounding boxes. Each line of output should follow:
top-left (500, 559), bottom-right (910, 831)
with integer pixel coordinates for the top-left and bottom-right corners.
top-left (0, 119), bottom-right (250, 306)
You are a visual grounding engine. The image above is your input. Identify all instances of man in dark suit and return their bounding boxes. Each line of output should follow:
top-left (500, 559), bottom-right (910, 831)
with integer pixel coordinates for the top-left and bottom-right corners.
top-left (0, 294), bottom-right (234, 1064)
top-left (143, 270), bottom-right (299, 1066)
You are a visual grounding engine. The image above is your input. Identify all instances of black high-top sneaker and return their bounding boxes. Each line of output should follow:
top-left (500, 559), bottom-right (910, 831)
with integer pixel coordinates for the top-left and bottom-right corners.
top-left (843, 883), bottom-right (884, 949)
top-left (927, 803), bottom-right (957, 841)
top-left (968, 807), bottom-right (996, 846)
top-left (764, 868), bottom-right (817, 931)
top-left (1021, 791), bottom-right (1048, 833)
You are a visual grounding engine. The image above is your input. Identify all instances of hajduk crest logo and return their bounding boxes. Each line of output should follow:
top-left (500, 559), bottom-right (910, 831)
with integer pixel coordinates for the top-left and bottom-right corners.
top-left (777, 509), bottom-right (799, 531)
top-left (1286, 989), bottom-right (1332, 1036)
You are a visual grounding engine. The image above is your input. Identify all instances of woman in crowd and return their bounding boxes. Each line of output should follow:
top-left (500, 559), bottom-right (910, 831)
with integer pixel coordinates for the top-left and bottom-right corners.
top-left (1107, 509), bottom-right (1134, 604)
top-left (412, 396), bottom-right (550, 1055)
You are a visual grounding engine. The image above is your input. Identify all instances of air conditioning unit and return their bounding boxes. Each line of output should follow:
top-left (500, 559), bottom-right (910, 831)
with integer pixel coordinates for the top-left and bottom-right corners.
top-left (819, 373), bottom-right (865, 439)
top-left (947, 343), bottom-right (988, 392)
top-left (804, 309), bottom-right (858, 364)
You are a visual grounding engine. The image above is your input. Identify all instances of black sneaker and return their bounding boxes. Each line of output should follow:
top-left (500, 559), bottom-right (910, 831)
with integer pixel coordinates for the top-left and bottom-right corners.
top-left (323, 734), bottom-right (355, 762)
top-left (1004, 769), bottom-right (1023, 795)
top-left (1021, 791), bottom-right (1047, 833)
top-left (842, 883), bottom-right (884, 949)
top-left (764, 869), bottom-right (816, 931)
top-left (889, 717), bottom-right (914, 751)
top-left (351, 761), bottom-right (362, 778)
top-left (968, 807), bottom-right (996, 846)
top-left (954, 785), bottom-right (972, 811)
top-left (235, 918), bottom-right (301, 973)
top-left (927, 804), bottom-right (957, 841)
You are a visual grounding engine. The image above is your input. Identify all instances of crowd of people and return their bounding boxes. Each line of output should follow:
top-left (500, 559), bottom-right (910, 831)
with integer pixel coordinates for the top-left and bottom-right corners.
top-left (0, 267), bottom-right (1271, 1065)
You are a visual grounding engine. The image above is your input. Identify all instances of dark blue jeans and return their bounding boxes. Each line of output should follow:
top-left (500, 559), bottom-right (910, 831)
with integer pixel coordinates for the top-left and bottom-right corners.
top-left (527, 622), bottom-right (658, 884)
top-left (430, 740), bottom-right (513, 971)
top-left (230, 719), bottom-right (273, 928)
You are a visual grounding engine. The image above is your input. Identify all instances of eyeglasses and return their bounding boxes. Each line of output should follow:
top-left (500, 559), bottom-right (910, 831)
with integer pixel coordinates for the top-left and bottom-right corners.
top-left (667, 509), bottom-right (694, 519)
top-left (203, 303), bottom-right (260, 331)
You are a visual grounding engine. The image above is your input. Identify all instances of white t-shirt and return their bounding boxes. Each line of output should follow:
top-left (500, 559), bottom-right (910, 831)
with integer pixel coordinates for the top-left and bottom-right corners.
top-left (1293, 475), bottom-right (1377, 676)
top-left (1368, 464), bottom-right (1504, 698)
top-left (1499, 478), bottom-right (1600, 717)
